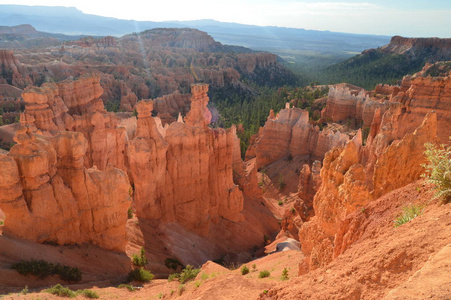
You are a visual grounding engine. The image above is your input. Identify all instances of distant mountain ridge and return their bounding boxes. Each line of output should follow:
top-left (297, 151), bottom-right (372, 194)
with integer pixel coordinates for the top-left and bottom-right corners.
top-left (0, 4), bottom-right (390, 55)
top-left (324, 35), bottom-right (451, 89)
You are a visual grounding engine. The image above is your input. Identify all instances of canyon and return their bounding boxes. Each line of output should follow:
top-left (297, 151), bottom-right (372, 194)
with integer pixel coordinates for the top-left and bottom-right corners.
top-left (0, 34), bottom-right (450, 300)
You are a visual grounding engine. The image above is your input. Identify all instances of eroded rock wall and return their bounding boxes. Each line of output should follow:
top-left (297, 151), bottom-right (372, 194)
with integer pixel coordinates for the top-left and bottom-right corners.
top-left (21, 74), bottom-right (128, 171)
top-left (299, 110), bottom-right (440, 271)
top-left (0, 127), bottom-right (131, 251)
top-left (250, 105), bottom-right (351, 169)
top-left (128, 84), bottom-right (244, 236)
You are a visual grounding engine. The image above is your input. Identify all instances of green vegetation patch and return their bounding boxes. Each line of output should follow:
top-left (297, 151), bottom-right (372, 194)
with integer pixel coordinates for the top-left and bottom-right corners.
top-left (258, 270), bottom-right (270, 278)
top-left (45, 284), bottom-right (76, 298)
top-left (11, 259), bottom-right (82, 282)
top-left (394, 204), bottom-right (425, 227)
top-left (423, 142), bottom-right (451, 203)
top-left (128, 267), bottom-right (154, 282)
top-left (167, 265), bottom-right (200, 284)
top-left (241, 265), bottom-right (250, 275)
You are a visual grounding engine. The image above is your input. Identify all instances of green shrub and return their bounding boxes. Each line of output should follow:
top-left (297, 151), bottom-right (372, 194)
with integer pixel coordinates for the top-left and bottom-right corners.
top-left (179, 265), bottom-right (200, 284)
top-left (423, 142), bottom-right (451, 203)
top-left (168, 273), bottom-right (179, 282)
top-left (21, 285), bottom-right (28, 295)
top-left (132, 247), bottom-right (147, 267)
top-left (241, 265), bottom-right (249, 275)
top-left (281, 268), bottom-right (289, 280)
top-left (11, 259), bottom-right (82, 282)
top-left (278, 200), bottom-right (283, 206)
top-left (0, 220), bottom-right (3, 225)
top-left (128, 267), bottom-right (154, 282)
top-left (258, 270), bottom-right (270, 278)
top-left (394, 204), bottom-right (425, 227)
top-left (118, 284), bottom-right (137, 292)
top-left (45, 284), bottom-right (75, 297)
top-left (168, 265), bottom-right (200, 284)
top-left (127, 207), bottom-right (133, 219)
top-left (76, 289), bottom-right (99, 299)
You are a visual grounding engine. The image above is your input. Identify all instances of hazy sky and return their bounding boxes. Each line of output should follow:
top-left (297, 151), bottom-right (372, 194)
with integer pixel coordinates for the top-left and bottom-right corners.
top-left (1, 0), bottom-right (450, 37)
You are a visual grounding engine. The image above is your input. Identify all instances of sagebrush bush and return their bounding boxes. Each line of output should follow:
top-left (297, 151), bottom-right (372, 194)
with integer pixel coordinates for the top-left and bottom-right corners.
top-left (394, 204), bottom-right (425, 227)
top-left (258, 270), bottom-right (270, 278)
top-left (241, 265), bottom-right (249, 275)
top-left (11, 259), bottom-right (82, 282)
top-left (179, 265), bottom-right (200, 283)
top-left (423, 142), bottom-right (451, 203)
top-left (45, 284), bottom-right (75, 297)
top-left (77, 289), bottom-right (99, 299)
top-left (118, 284), bottom-right (137, 292)
top-left (167, 265), bottom-right (200, 283)
top-left (128, 267), bottom-right (154, 282)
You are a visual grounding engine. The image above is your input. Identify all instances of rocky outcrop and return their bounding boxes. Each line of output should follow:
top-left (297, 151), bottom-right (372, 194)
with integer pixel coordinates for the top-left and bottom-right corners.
top-left (321, 84), bottom-right (390, 127)
top-left (297, 160), bottom-right (322, 215)
top-left (152, 91), bottom-right (191, 125)
top-left (250, 104), bottom-right (352, 169)
top-left (322, 67), bottom-right (451, 142)
top-left (128, 84), bottom-right (244, 235)
top-left (390, 72), bottom-right (451, 144)
top-left (299, 111), bottom-right (440, 271)
top-left (382, 36), bottom-right (451, 56)
top-left (21, 75), bottom-right (128, 171)
top-left (0, 50), bottom-right (32, 88)
top-left (0, 126), bottom-right (131, 251)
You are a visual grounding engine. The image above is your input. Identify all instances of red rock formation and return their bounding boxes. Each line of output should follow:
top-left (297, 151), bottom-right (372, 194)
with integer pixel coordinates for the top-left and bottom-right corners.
top-left (0, 50), bottom-right (32, 88)
top-left (152, 91), bottom-right (191, 125)
top-left (236, 53), bottom-right (278, 73)
top-left (21, 75), bottom-right (128, 171)
top-left (297, 160), bottom-right (321, 216)
top-left (390, 72), bottom-right (451, 144)
top-left (250, 105), bottom-right (352, 169)
top-left (322, 66), bottom-right (451, 143)
top-left (0, 127), bottom-right (131, 251)
top-left (128, 84), bottom-right (244, 236)
top-left (299, 111), bottom-right (440, 271)
top-left (321, 84), bottom-right (390, 127)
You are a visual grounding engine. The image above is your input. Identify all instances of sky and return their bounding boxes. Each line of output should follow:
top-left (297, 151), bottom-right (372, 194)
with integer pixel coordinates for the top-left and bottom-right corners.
top-left (0, 0), bottom-right (450, 37)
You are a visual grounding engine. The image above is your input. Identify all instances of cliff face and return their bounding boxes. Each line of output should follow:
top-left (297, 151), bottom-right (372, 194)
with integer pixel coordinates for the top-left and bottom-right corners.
top-left (299, 109), bottom-right (440, 271)
top-left (0, 126), bottom-right (131, 251)
top-left (0, 50), bottom-right (32, 88)
top-left (249, 104), bottom-right (352, 169)
top-left (321, 84), bottom-right (391, 127)
top-left (322, 67), bottom-right (451, 144)
top-left (152, 91), bottom-right (191, 125)
top-left (382, 36), bottom-right (451, 56)
top-left (128, 84), bottom-right (244, 235)
top-left (1, 78), bottom-right (265, 256)
top-left (22, 74), bottom-right (128, 171)
top-left (390, 72), bottom-right (451, 143)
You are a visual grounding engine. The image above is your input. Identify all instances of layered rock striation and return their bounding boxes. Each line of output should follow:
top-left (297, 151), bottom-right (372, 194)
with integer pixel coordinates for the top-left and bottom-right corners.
top-left (128, 84), bottom-right (244, 235)
top-left (21, 74), bottom-right (128, 171)
top-left (322, 66), bottom-right (451, 143)
top-left (248, 104), bottom-right (352, 169)
top-left (299, 108), bottom-right (440, 271)
top-left (0, 126), bottom-right (131, 251)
